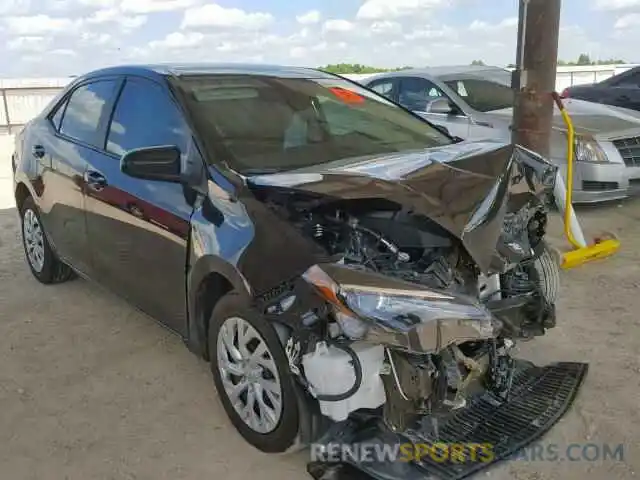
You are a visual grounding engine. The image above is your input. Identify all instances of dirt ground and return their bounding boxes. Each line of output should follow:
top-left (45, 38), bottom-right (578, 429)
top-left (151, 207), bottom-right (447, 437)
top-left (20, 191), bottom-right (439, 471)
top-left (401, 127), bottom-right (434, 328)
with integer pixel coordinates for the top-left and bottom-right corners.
top-left (1, 137), bottom-right (638, 479)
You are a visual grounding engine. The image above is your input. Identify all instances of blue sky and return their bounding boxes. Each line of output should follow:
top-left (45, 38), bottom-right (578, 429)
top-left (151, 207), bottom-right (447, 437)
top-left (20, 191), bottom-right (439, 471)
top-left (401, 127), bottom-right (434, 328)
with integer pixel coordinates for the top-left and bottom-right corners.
top-left (1, 0), bottom-right (639, 77)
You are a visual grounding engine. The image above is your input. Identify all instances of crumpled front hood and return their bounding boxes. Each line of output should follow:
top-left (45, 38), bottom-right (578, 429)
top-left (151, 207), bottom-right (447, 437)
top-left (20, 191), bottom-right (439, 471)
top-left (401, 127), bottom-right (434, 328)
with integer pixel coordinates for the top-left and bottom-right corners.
top-left (247, 140), bottom-right (556, 274)
top-left (486, 98), bottom-right (640, 137)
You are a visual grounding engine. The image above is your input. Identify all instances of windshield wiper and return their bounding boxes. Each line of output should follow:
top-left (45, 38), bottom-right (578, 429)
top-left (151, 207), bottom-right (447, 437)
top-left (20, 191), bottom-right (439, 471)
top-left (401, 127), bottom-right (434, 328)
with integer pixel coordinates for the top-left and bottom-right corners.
top-left (241, 168), bottom-right (284, 175)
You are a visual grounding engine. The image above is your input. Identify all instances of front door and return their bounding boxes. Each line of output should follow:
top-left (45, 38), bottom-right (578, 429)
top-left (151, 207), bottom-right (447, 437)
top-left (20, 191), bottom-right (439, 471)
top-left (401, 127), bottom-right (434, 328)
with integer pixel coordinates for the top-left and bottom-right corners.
top-left (84, 76), bottom-right (195, 334)
top-left (397, 76), bottom-right (471, 139)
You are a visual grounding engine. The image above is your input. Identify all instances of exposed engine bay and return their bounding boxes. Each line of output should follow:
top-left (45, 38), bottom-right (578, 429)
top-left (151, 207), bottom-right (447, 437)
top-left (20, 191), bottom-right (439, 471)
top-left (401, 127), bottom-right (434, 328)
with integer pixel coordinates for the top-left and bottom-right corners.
top-left (240, 142), bottom-right (588, 480)
top-left (260, 195), bottom-right (560, 433)
top-left (212, 135), bottom-right (590, 480)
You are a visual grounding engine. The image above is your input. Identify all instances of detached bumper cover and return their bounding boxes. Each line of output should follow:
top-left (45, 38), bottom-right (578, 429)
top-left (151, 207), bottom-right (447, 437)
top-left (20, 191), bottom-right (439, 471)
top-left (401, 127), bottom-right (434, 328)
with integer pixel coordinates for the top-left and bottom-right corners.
top-left (308, 361), bottom-right (588, 480)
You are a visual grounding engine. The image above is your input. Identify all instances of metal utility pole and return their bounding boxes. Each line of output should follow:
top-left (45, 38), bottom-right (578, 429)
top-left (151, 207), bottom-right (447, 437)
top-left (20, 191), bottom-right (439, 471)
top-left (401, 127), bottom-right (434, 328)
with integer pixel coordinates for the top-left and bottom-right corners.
top-left (511, 0), bottom-right (562, 158)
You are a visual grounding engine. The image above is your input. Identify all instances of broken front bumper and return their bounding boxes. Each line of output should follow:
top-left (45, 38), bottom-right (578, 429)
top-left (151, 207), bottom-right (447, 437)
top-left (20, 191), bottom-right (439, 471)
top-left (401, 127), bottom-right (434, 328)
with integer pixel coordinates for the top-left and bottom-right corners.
top-left (307, 361), bottom-right (588, 480)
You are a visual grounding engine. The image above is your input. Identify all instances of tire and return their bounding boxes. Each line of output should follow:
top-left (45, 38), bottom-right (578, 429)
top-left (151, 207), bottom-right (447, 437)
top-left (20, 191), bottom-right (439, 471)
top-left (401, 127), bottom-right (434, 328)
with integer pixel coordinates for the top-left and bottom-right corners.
top-left (208, 292), bottom-right (301, 453)
top-left (20, 196), bottom-right (76, 284)
top-left (532, 241), bottom-right (561, 305)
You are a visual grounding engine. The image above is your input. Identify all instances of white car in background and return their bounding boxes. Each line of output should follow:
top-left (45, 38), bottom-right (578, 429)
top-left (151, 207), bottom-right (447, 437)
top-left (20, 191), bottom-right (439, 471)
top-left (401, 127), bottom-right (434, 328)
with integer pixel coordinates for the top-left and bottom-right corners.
top-left (361, 65), bottom-right (640, 204)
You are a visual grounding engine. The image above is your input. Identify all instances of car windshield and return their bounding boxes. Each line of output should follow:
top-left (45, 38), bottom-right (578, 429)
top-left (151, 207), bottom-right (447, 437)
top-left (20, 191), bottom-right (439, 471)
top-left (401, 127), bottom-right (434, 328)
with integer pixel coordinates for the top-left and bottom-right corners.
top-left (441, 71), bottom-right (514, 112)
top-left (174, 75), bottom-right (452, 174)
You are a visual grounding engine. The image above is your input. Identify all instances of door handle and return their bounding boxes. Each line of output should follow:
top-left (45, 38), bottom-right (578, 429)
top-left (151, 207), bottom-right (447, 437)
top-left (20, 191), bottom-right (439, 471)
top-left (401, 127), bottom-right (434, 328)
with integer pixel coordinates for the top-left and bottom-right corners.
top-left (84, 170), bottom-right (107, 191)
top-left (128, 203), bottom-right (145, 219)
top-left (32, 145), bottom-right (45, 158)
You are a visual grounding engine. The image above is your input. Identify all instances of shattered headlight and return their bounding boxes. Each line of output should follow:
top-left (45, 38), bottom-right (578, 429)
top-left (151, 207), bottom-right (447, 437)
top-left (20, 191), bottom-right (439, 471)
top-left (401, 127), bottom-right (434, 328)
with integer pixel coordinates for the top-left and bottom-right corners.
top-left (574, 135), bottom-right (608, 163)
top-left (302, 265), bottom-right (495, 340)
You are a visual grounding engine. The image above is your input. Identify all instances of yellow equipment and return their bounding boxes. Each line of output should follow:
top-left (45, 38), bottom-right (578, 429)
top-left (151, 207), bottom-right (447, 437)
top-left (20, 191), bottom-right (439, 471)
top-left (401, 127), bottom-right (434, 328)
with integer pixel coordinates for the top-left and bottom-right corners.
top-left (550, 92), bottom-right (621, 269)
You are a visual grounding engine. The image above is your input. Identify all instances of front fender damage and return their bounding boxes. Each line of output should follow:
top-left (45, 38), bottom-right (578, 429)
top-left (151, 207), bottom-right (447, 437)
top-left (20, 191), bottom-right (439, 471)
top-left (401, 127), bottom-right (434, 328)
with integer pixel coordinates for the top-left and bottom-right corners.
top-left (220, 140), bottom-right (583, 480)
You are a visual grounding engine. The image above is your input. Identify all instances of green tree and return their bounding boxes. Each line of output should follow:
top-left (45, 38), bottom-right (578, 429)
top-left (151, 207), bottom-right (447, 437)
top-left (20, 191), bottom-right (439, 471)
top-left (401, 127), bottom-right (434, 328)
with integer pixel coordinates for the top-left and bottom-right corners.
top-left (470, 60), bottom-right (486, 66)
top-left (595, 58), bottom-right (625, 65)
top-left (318, 63), bottom-right (411, 74)
top-left (557, 56), bottom-right (625, 66)
top-left (576, 53), bottom-right (592, 65)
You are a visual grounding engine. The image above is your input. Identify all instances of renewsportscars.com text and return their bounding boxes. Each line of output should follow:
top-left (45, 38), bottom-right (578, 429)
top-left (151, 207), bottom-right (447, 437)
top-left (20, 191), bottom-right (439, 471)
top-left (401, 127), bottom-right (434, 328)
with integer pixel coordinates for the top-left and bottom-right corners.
top-left (310, 442), bottom-right (625, 464)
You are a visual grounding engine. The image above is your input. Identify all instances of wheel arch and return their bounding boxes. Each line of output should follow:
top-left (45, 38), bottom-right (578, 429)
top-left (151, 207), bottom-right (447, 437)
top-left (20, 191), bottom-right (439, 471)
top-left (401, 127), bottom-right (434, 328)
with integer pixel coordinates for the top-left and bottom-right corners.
top-left (14, 182), bottom-right (32, 213)
top-left (187, 255), bottom-right (251, 360)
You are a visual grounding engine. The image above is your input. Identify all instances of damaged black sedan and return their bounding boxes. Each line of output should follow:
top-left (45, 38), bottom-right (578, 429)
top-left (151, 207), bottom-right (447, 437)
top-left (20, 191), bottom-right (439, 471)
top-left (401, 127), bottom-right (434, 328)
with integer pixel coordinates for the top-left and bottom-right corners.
top-left (12, 64), bottom-right (586, 480)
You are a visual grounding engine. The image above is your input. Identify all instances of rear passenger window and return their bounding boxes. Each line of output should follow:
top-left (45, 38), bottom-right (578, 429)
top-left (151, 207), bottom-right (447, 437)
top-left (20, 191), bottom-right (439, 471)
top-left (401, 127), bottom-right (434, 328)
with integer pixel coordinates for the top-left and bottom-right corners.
top-left (106, 77), bottom-right (188, 157)
top-left (59, 80), bottom-right (118, 146)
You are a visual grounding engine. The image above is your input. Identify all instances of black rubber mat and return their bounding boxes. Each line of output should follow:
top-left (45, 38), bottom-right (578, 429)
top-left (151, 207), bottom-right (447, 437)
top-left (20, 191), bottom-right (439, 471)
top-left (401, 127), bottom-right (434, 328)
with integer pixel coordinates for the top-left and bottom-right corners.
top-left (307, 361), bottom-right (588, 480)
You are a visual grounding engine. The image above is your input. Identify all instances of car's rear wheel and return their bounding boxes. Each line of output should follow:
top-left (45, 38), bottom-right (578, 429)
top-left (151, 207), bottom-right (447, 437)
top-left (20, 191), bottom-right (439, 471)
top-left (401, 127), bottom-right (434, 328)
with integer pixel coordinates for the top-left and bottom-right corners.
top-left (20, 196), bottom-right (75, 284)
top-left (208, 292), bottom-right (301, 453)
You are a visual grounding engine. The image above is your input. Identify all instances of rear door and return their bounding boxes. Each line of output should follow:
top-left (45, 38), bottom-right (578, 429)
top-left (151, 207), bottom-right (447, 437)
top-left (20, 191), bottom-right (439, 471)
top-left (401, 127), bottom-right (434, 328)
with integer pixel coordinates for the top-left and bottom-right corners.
top-left (36, 78), bottom-right (120, 274)
top-left (83, 75), bottom-right (194, 334)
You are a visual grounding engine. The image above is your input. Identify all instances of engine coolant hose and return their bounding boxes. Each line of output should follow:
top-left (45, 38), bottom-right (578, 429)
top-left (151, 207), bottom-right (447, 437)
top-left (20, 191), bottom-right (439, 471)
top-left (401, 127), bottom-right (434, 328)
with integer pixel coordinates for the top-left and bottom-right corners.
top-left (314, 340), bottom-right (363, 402)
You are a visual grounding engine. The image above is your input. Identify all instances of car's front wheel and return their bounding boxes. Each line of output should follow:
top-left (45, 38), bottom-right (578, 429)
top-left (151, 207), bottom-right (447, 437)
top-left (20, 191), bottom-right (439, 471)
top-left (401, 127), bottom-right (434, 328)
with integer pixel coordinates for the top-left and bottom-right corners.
top-left (208, 292), bottom-right (301, 453)
top-left (20, 196), bottom-right (75, 284)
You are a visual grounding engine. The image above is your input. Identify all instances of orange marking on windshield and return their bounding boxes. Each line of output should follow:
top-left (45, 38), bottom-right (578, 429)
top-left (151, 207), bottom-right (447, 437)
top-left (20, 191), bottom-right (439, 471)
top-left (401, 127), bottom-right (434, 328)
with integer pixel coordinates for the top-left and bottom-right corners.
top-left (328, 87), bottom-right (365, 104)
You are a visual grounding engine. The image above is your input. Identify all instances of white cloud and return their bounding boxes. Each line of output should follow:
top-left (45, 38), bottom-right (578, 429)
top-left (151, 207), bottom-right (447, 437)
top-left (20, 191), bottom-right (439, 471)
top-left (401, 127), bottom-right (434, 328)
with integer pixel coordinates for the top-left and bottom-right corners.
top-left (7, 35), bottom-right (51, 52)
top-left (87, 8), bottom-right (117, 22)
top-left (80, 31), bottom-right (113, 45)
top-left (121, 0), bottom-right (198, 14)
top-left (323, 19), bottom-right (355, 33)
top-left (121, 15), bottom-right (147, 28)
top-left (181, 3), bottom-right (274, 30)
top-left (0, 0), bottom-right (31, 15)
top-left (405, 25), bottom-right (457, 40)
top-left (356, 0), bottom-right (444, 20)
top-left (614, 12), bottom-right (640, 27)
top-left (50, 0), bottom-right (116, 9)
top-left (43, 0), bottom-right (196, 13)
top-left (5, 15), bottom-right (81, 35)
top-left (290, 46), bottom-right (307, 58)
top-left (80, 0), bottom-right (115, 7)
top-left (370, 21), bottom-right (403, 35)
top-left (593, 0), bottom-right (640, 10)
top-left (469, 17), bottom-right (518, 32)
top-left (149, 31), bottom-right (205, 49)
top-left (87, 8), bottom-right (145, 26)
top-left (50, 48), bottom-right (77, 56)
top-left (297, 10), bottom-right (321, 25)
top-left (83, 8), bottom-right (146, 32)
top-left (2, 0), bottom-right (638, 78)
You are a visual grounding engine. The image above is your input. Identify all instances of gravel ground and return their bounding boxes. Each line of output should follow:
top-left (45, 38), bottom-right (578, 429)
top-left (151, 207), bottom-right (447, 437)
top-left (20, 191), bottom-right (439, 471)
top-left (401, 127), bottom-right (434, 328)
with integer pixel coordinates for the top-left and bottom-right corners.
top-left (1, 135), bottom-right (638, 479)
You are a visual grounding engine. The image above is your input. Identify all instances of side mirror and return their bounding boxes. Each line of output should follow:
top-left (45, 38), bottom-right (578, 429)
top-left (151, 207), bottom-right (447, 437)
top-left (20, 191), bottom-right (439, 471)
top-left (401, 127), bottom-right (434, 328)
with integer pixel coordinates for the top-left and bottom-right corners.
top-left (432, 123), bottom-right (464, 143)
top-left (121, 145), bottom-right (182, 182)
top-left (427, 98), bottom-right (457, 115)
top-left (433, 124), bottom-right (451, 136)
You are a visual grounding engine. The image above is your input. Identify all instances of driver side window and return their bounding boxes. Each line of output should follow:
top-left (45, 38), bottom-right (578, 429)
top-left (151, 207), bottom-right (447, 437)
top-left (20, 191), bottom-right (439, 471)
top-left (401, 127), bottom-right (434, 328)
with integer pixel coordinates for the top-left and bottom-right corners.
top-left (368, 79), bottom-right (395, 100)
top-left (397, 77), bottom-right (448, 112)
top-left (611, 71), bottom-right (640, 88)
top-left (106, 77), bottom-right (189, 157)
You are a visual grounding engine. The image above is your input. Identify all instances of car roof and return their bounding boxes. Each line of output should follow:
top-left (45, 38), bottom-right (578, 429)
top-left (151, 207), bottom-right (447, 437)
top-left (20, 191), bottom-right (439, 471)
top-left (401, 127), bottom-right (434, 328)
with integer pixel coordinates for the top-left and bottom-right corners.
top-left (365, 65), bottom-right (511, 82)
top-left (76, 63), bottom-right (337, 82)
top-left (407, 65), bottom-right (508, 76)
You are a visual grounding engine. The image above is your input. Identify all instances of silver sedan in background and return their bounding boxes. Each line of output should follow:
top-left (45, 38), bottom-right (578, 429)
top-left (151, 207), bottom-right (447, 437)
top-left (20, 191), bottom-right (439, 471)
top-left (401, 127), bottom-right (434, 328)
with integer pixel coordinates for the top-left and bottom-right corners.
top-left (361, 66), bottom-right (640, 203)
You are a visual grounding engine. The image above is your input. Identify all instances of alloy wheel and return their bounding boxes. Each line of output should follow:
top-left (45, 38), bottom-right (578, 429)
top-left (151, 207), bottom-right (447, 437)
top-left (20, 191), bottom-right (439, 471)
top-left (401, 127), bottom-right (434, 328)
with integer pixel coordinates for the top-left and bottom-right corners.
top-left (217, 316), bottom-right (283, 434)
top-left (23, 209), bottom-right (45, 273)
